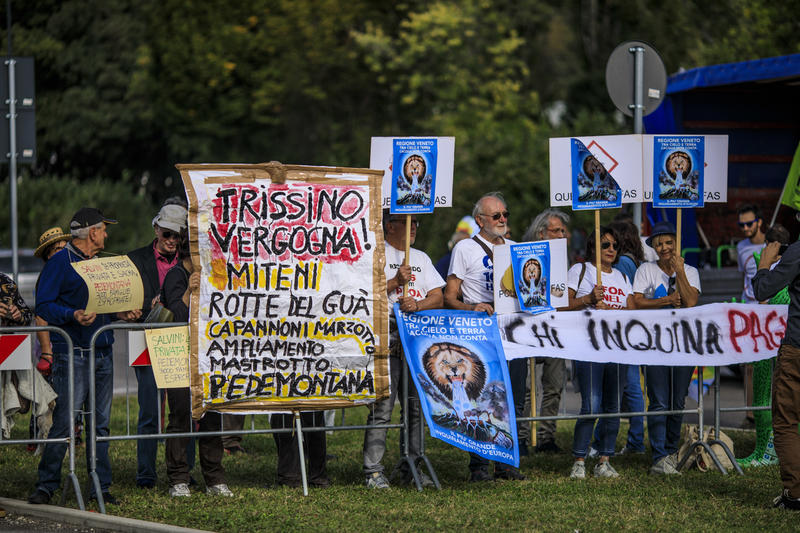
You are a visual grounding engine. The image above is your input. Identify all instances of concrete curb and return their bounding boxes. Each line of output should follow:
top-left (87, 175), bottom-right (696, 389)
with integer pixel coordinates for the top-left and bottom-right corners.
top-left (0, 497), bottom-right (214, 533)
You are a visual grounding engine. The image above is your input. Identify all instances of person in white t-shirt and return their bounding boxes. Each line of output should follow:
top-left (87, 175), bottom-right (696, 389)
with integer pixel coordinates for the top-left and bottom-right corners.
top-left (737, 204), bottom-right (766, 304)
top-left (444, 192), bottom-right (526, 482)
top-left (564, 226), bottom-right (634, 480)
top-left (631, 220), bottom-right (701, 475)
top-left (363, 210), bottom-right (444, 490)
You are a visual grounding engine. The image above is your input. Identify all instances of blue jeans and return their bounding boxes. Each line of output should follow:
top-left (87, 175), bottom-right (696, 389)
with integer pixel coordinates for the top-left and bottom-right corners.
top-left (591, 364), bottom-right (644, 452)
top-left (134, 365), bottom-right (160, 485)
top-left (573, 361), bottom-right (622, 458)
top-left (645, 365), bottom-right (693, 462)
top-left (36, 349), bottom-right (114, 497)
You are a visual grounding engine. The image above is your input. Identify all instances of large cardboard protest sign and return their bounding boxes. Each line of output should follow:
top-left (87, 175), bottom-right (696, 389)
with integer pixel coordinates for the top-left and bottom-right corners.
top-left (178, 163), bottom-right (390, 417)
top-left (499, 303), bottom-right (785, 366)
top-left (72, 256), bottom-right (144, 314)
top-left (370, 137), bottom-right (455, 209)
top-left (395, 306), bottom-right (519, 467)
top-left (493, 240), bottom-right (568, 315)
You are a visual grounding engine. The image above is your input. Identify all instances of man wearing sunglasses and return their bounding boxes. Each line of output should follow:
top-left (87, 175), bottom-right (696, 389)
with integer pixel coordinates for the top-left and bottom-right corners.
top-left (444, 192), bottom-right (525, 482)
top-left (127, 202), bottom-right (188, 489)
top-left (737, 204), bottom-right (766, 304)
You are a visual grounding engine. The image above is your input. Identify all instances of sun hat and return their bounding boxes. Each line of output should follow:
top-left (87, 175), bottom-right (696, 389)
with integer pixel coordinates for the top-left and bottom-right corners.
top-left (645, 221), bottom-right (677, 248)
top-left (152, 204), bottom-right (188, 233)
top-left (34, 227), bottom-right (72, 258)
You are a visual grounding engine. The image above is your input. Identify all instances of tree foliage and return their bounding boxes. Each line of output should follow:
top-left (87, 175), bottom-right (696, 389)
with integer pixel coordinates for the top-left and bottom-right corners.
top-left (0, 0), bottom-right (798, 256)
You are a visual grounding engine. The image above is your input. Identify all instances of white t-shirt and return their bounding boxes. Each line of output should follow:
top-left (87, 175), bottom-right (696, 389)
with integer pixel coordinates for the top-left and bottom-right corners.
top-left (737, 238), bottom-right (765, 303)
top-left (567, 262), bottom-right (632, 309)
top-left (386, 242), bottom-right (444, 341)
top-left (448, 235), bottom-right (515, 305)
top-left (632, 261), bottom-right (702, 300)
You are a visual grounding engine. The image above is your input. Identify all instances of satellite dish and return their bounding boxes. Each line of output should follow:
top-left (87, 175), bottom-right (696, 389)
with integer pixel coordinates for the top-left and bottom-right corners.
top-left (605, 41), bottom-right (667, 117)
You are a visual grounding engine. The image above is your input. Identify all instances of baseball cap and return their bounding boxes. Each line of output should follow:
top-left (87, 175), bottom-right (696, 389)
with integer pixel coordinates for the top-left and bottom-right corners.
top-left (70, 207), bottom-right (118, 230)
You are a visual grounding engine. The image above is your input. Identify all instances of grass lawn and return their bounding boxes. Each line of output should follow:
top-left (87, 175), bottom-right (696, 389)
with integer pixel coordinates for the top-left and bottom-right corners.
top-left (0, 398), bottom-right (793, 532)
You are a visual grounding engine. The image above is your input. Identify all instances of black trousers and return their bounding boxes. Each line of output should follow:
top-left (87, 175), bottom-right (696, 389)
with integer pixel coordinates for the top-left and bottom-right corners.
top-left (270, 412), bottom-right (328, 485)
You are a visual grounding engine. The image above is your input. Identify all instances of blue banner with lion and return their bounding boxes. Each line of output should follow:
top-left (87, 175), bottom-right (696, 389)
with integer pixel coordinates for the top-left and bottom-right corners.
top-left (395, 306), bottom-right (519, 467)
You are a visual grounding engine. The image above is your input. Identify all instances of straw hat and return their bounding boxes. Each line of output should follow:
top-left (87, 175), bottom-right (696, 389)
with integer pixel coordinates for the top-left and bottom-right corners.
top-left (34, 227), bottom-right (72, 258)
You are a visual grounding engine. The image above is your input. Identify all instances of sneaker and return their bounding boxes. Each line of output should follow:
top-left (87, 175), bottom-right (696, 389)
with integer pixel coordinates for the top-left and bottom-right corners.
top-left (593, 461), bottom-right (620, 478)
top-left (618, 445), bottom-right (645, 455)
top-left (494, 467), bottom-right (526, 481)
top-left (569, 460), bottom-right (586, 479)
top-left (136, 480), bottom-right (156, 489)
top-left (469, 468), bottom-right (493, 482)
top-left (587, 446), bottom-right (599, 459)
top-left (206, 483), bottom-right (234, 497)
top-left (650, 456), bottom-right (681, 475)
top-left (365, 472), bottom-right (390, 489)
top-left (773, 489), bottom-right (800, 510)
top-left (169, 483), bottom-right (191, 497)
top-left (28, 489), bottom-right (51, 505)
top-left (534, 440), bottom-right (561, 454)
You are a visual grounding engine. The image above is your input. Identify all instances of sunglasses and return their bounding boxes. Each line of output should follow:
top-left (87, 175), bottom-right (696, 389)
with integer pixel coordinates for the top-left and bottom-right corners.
top-left (160, 229), bottom-right (180, 240)
top-left (481, 211), bottom-right (510, 221)
top-left (601, 241), bottom-right (618, 250)
top-left (738, 218), bottom-right (759, 228)
top-left (667, 276), bottom-right (676, 295)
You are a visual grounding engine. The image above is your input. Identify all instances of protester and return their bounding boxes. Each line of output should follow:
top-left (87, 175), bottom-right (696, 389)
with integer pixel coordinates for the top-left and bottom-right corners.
top-left (127, 203), bottom-right (187, 489)
top-left (363, 211), bottom-right (444, 489)
top-left (29, 208), bottom-right (141, 505)
top-left (270, 412), bottom-right (329, 488)
top-left (753, 237), bottom-right (800, 509)
top-left (27, 227), bottom-right (72, 449)
top-left (631, 221), bottom-right (701, 475)
top-left (0, 272), bottom-right (33, 327)
top-left (565, 226), bottom-right (634, 479)
top-left (737, 204), bottom-right (767, 303)
top-left (522, 208), bottom-right (570, 454)
top-left (161, 229), bottom-right (233, 497)
top-left (444, 192), bottom-right (525, 482)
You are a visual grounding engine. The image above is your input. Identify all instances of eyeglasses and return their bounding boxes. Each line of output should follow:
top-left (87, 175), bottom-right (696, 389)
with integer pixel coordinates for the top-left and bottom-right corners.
top-left (480, 211), bottom-right (510, 221)
top-left (547, 226), bottom-right (567, 235)
top-left (601, 241), bottom-right (618, 250)
top-left (738, 218), bottom-right (759, 228)
top-left (389, 219), bottom-right (420, 228)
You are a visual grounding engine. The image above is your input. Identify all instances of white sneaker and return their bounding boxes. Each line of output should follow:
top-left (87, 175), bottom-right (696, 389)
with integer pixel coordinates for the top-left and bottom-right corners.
top-left (569, 460), bottom-right (586, 479)
top-left (650, 456), bottom-right (681, 475)
top-left (593, 461), bottom-right (620, 478)
top-left (366, 472), bottom-right (391, 489)
top-left (206, 483), bottom-right (234, 497)
top-left (169, 483), bottom-right (191, 497)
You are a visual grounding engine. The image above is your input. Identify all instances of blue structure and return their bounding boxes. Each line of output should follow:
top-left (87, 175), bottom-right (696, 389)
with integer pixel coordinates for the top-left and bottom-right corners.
top-left (644, 53), bottom-right (800, 258)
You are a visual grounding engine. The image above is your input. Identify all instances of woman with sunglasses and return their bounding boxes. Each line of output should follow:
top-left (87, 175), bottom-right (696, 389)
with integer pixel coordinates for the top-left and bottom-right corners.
top-left (631, 220), bottom-right (701, 475)
top-left (565, 226), bottom-right (635, 479)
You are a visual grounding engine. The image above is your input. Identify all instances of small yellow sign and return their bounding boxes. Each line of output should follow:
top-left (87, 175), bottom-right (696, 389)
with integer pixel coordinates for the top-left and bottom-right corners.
top-left (72, 256), bottom-right (144, 314)
top-left (145, 326), bottom-right (190, 388)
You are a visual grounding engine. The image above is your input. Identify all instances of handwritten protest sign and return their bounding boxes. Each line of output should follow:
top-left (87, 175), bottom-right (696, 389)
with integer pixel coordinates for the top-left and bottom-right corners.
top-left (370, 137), bottom-right (455, 209)
top-left (395, 306), bottom-right (519, 467)
top-left (499, 303), bottom-right (785, 366)
top-left (493, 239), bottom-right (568, 315)
top-left (72, 256), bottom-right (144, 314)
top-left (145, 326), bottom-right (190, 388)
top-left (652, 135), bottom-right (705, 208)
top-left (178, 163), bottom-right (390, 417)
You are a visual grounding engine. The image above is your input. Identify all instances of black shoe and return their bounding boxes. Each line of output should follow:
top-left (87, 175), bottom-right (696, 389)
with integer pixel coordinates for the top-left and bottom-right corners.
top-left (774, 489), bottom-right (800, 510)
top-left (534, 441), bottom-right (561, 454)
top-left (28, 489), bottom-right (51, 505)
top-left (469, 468), bottom-right (493, 482)
top-left (90, 492), bottom-right (118, 506)
top-left (310, 476), bottom-right (331, 488)
top-left (188, 475), bottom-right (198, 487)
top-left (494, 467), bottom-right (526, 481)
top-left (136, 480), bottom-right (156, 489)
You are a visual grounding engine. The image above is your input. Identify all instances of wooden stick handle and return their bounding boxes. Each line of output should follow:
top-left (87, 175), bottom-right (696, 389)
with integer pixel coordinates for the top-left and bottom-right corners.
top-left (595, 210), bottom-right (601, 286)
top-left (676, 208), bottom-right (682, 257)
top-left (403, 215), bottom-right (411, 298)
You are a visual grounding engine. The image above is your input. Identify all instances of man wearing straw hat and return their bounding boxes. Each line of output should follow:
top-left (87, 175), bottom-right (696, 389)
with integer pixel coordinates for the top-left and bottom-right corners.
top-left (127, 203), bottom-right (187, 489)
top-left (29, 207), bottom-right (141, 505)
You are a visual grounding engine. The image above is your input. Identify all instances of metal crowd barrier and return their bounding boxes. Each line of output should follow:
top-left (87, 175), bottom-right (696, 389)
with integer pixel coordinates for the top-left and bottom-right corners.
top-left (84, 322), bottom-right (433, 514)
top-left (0, 325), bottom-right (84, 510)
